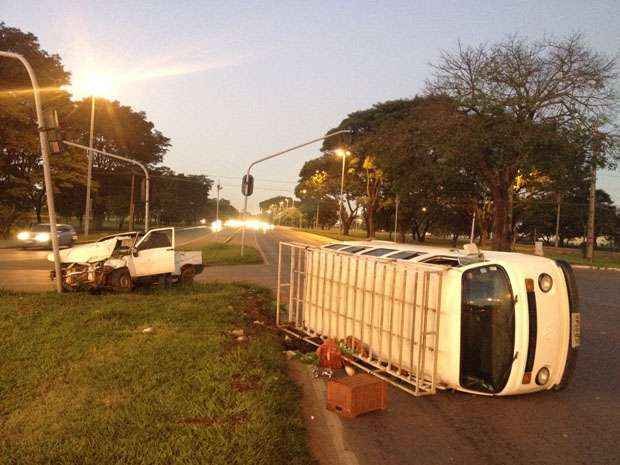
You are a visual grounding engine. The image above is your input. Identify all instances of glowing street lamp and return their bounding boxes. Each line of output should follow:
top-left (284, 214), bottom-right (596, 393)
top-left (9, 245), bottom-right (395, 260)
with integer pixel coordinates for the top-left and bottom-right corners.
top-left (335, 148), bottom-right (351, 233)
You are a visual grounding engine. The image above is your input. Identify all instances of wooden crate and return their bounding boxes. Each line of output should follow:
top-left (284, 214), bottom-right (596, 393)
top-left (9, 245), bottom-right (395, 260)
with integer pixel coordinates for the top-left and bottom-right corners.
top-left (327, 374), bottom-right (387, 419)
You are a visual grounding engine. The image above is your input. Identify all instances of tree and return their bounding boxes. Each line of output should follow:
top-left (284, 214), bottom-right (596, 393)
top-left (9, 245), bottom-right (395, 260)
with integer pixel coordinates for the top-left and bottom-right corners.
top-left (320, 100), bottom-right (416, 236)
top-left (62, 97), bottom-right (170, 228)
top-left (148, 169), bottom-right (212, 226)
top-left (0, 22), bottom-right (77, 236)
top-left (427, 34), bottom-right (618, 250)
top-left (296, 156), bottom-right (362, 234)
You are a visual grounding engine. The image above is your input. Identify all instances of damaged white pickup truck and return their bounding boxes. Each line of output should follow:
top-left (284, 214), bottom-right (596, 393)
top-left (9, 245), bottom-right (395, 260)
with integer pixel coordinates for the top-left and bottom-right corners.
top-left (48, 227), bottom-right (204, 292)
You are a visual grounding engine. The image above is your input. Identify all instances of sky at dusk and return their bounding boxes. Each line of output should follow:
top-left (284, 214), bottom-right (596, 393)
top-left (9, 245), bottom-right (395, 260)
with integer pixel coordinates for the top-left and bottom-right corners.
top-left (2, 0), bottom-right (619, 211)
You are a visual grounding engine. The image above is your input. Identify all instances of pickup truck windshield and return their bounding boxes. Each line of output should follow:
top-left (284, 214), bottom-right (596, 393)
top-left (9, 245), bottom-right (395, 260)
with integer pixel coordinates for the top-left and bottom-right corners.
top-left (460, 265), bottom-right (515, 394)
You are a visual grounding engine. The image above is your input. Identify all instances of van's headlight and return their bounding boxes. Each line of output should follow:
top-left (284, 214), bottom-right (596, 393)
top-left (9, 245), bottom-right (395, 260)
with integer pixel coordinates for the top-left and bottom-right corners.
top-left (35, 232), bottom-right (50, 242)
top-left (538, 273), bottom-right (553, 292)
top-left (536, 367), bottom-right (550, 385)
top-left (17, 231), bottom-right (31, 240)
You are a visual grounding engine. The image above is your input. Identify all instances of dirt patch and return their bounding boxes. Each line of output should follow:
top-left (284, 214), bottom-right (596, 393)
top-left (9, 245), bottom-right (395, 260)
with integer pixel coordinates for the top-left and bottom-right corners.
top-left (231, 374), bottom-right (261, 393)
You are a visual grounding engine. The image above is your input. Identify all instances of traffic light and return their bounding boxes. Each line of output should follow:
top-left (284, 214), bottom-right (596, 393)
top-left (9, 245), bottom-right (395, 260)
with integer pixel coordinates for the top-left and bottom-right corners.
top-left (42, 109), bottom-right (64, 155)
top-left (242, 174), bottom-right (254, 196)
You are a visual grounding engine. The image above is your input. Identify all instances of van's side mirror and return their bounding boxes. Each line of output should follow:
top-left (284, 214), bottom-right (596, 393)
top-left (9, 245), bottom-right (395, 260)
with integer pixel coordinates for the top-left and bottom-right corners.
top-left (132, 247), bottom-right (139, 257)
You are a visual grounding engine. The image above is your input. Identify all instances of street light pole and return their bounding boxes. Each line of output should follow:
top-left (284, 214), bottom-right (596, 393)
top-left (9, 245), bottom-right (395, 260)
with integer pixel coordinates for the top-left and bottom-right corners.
top-left (83, 95), bottom-right (96, 236)
top-left (394, 195), bottom-right (399, 241)
top-left (63, 141), bottom-right (150, 230)
top-left (240, 129), bottom-right (351, 255)
top-left (216, 178), bottom-right (222, 222)
top-left (339, 151), bottom-right (346, 233)
top-left (0, 51), bottom-right (63, 293)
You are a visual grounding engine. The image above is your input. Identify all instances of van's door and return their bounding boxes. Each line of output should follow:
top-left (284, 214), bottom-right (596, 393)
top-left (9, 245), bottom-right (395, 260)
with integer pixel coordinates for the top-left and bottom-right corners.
top-left (130, 228), bottom-right (175, 277)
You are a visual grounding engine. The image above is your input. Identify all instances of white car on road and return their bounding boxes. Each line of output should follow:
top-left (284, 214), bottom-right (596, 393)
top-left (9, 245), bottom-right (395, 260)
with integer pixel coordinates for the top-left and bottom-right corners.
top-left (49, 227), bottom-right (203, 292)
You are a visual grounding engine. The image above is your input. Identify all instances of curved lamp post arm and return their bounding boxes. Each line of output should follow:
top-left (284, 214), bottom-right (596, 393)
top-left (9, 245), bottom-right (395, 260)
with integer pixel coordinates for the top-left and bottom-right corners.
top-left (0, 51), bottom-right (63, 292)
top-left (63, 141), bottom-right (151, 231)
top-left (240, 129), bottom-right (352, 255)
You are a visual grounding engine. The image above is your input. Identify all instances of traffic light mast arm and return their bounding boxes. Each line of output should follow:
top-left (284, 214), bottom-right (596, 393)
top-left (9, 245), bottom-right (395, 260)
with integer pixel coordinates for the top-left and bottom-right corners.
top-left (240, 129), bottom-right (352, 255)
top-left (63, 140), bottom-right (151, 231)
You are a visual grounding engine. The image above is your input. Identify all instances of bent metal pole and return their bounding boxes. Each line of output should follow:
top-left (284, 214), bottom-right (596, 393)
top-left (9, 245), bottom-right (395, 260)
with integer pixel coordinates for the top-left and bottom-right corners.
top-left (0, 51), bottom-right (63, 292)
top-left (63, 141), bottom-right (150, 231)
top-left (240, 129), bottom-right (352, 255)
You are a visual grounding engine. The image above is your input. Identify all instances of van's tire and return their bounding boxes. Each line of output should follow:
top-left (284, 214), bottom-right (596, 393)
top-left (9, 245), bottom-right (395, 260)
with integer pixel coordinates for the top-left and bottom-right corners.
top-left (179, 265), bottom-right (196, 285)
top-left (108, 268), bottom-right (133, 292)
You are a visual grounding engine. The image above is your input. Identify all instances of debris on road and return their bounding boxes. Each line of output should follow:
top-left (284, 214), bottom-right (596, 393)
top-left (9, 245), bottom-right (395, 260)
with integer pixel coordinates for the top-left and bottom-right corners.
top-left (327, 373), bottom-right (387, 419)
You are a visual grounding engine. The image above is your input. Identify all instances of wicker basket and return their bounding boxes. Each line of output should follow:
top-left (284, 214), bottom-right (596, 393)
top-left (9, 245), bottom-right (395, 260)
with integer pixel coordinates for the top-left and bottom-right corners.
top-left (327, 373), bottom-right (387, 419)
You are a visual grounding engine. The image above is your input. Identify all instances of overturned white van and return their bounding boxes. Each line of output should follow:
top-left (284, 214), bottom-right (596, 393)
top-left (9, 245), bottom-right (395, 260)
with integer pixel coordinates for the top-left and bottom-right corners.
top-left (276, 240), bottom-right (579, 397)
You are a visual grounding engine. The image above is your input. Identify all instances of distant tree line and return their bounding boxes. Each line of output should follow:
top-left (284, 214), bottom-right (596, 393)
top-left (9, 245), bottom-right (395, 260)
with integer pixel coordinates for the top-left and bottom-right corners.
top-left (294, 34), bottom-right (618, 250)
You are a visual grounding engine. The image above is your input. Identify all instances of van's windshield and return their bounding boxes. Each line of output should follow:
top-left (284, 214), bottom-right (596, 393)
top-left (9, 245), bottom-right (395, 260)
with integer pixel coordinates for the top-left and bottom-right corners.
top-left (460, 265), bottom-right (515, 393)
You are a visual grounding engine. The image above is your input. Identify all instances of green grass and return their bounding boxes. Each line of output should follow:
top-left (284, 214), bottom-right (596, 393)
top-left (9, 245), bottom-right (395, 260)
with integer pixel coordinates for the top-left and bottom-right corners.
top-left (0, 284), bottom-right (312, 465)
top-left (198, 242), bottom-right (264, 266)
top-left (301, 228), bottom-right (620, 268)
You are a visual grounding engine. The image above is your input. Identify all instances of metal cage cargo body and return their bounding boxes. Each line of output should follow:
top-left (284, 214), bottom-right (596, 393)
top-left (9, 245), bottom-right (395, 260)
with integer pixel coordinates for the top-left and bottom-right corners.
top-left (276, 241), bottom-right (579, 397)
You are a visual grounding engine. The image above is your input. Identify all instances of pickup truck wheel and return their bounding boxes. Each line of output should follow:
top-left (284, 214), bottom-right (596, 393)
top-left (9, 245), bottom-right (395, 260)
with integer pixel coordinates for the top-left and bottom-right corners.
top-left (179, 265), bottom-right (196, 285)
top-left (108, 268), bottom-right (133, 292)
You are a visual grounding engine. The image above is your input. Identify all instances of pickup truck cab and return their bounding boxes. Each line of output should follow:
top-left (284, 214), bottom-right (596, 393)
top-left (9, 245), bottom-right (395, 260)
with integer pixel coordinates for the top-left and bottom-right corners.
top-left (49, 227), bottom-right (204, 291)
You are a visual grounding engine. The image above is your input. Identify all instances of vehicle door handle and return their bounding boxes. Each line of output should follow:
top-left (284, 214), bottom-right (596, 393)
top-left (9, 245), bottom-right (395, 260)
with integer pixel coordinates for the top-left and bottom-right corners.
top-left (166, 248), bottom-right (174, 251)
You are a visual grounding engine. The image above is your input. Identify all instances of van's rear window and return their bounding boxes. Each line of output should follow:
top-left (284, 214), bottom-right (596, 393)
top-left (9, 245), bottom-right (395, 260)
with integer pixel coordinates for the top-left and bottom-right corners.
top-left (388, 251), bottom-right (423, 260)
top-left (324, 244), bottom-right (348, 250)
top-left (361, 248), bottom-right (397, 257)
top-left (340, 246), bottom-right (370, 254)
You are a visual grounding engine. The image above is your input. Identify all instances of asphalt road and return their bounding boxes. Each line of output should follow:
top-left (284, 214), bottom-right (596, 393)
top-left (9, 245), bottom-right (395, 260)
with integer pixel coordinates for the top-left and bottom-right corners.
top-left (0, 226), bottom-right (212, 291)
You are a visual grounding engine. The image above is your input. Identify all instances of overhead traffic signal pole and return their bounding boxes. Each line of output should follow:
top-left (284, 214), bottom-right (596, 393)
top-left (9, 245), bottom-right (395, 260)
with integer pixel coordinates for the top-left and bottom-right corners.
top-left (240, 129), bottom-right (352, 255)
top-left (0, 51), bottom-right (63, 292)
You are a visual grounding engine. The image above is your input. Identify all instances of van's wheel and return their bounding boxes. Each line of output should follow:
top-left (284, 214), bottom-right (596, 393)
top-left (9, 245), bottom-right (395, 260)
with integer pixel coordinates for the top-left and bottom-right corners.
top-left (108, 268), bottom-right (132, 292)
top-left (179, 265), bottom-right (196, 285)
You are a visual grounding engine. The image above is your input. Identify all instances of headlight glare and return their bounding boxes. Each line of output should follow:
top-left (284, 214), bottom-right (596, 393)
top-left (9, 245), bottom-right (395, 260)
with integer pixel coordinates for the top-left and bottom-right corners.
top-left (17, 231), bottom-right (31, 240)
top-left (535, 367), bottom-right (550, 386)
top-left (538, 273), bottom-right (553, 292)
top-left (35, 232), bottom-right (50, 242)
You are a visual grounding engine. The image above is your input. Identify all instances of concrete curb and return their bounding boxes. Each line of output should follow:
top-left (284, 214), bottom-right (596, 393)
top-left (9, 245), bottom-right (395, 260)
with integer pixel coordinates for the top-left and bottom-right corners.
top-left (253, 232), bottom-right (270, 265)
top-left (287, 361), bottom-right (359, 465)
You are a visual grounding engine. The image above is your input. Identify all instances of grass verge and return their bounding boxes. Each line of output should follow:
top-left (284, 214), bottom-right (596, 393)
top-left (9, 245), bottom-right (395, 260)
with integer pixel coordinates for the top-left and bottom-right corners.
top-left (0, 284), bottom-right (312, 465)
top-left (300, 228), bottom-right (620, 268)
top-left (198, 242), bottom-right (263, 266)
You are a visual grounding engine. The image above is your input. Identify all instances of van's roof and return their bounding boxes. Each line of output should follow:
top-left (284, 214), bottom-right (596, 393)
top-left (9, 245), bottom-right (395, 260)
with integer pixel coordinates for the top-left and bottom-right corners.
top-left (324, 240), bottom-right (552, 267)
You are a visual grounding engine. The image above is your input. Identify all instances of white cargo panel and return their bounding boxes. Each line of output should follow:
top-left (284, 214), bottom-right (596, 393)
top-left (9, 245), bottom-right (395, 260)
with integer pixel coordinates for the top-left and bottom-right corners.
top-left (277, 242), bottom-right (446, 395)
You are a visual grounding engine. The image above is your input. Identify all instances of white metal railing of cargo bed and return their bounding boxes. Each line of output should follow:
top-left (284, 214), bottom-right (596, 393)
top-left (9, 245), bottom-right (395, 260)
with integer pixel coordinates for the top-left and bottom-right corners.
top-left (276, 241), bottom-right (445, 396)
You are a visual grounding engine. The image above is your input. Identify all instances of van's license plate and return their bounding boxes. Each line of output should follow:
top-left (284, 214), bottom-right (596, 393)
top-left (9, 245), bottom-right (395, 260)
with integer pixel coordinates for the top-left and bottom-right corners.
top-left (571, 313), bottom-right (581, 348)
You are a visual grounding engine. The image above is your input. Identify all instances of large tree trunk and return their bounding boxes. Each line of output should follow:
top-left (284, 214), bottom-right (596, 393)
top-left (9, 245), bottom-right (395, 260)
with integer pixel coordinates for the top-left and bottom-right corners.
top-left (367, 203), bottom-right (376, 239)
top-left (342, 212), bottom-right (352, 236)
top-left (35, 191), bottom-right (45, 224)
top-left (490, 180), bottom-right (514, 251)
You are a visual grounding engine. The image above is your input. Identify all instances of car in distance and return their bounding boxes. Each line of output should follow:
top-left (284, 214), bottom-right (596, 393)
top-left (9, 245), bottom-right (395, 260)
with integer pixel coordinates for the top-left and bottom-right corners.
top-left (17, 224), bottom-right (78, 249)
